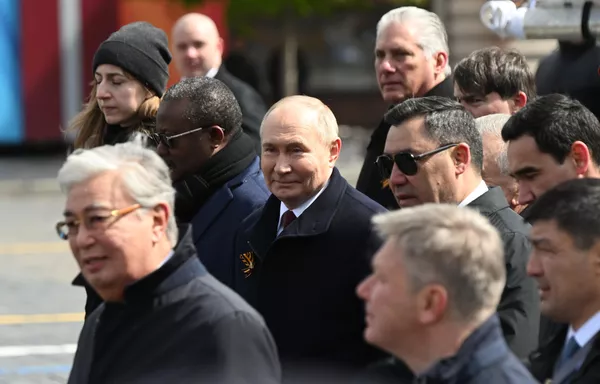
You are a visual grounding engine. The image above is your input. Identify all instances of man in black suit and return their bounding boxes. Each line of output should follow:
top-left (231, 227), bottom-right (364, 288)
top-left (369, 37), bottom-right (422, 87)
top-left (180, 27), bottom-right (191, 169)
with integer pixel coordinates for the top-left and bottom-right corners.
top-left (356, 6), bottom-right (454, 210)
top-left (378, 96), bottom-right (539, 361)
top-left (232, 95), bottom-right (387, 382)
top-left (526, 179), bottom-right (600, 384)
top-left (171, 13), bottom-right (266, 152)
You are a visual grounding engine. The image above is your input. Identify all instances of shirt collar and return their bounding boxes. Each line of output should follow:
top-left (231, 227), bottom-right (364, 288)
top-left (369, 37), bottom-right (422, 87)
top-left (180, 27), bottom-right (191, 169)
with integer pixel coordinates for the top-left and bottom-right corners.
top-left (458, 180), bottom-right (489, 207)
top-left (567, 311), bottom-right (600, 347)
top-left (205, 67), bottom-right (219, 78)
top-left (278, 179), bottom-right (330, 232)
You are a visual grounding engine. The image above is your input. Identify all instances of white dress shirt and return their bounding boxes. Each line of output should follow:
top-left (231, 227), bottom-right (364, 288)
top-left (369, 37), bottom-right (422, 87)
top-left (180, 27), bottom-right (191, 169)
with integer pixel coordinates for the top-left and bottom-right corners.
top-left (567, 311), bottom-right (600, 349)
top-left (158, 250), bottom-right (174, 268)
top-left (458, 180), bottom-right (489, 207)
top-left (277, 180), bottom-right (330, 235)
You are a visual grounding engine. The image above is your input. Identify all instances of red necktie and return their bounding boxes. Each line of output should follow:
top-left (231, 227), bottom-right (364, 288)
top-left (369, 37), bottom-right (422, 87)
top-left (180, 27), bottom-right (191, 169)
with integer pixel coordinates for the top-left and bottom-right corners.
top-left (281, 210), bottom-right (297, 230)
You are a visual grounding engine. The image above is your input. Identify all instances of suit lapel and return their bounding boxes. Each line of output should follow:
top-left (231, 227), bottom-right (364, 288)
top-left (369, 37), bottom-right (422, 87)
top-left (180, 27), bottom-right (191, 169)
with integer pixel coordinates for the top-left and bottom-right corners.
top-left (192, 184), bottom-right (234, 244)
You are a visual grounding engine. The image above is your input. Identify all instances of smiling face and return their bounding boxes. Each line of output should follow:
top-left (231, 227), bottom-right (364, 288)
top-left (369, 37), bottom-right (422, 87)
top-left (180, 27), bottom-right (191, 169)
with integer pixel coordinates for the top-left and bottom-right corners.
top-left (375, 22), bottom-right (442, 104)
top-left (94, 64), bottom-right (150, 126)
top-left (260, 104), bottom-right (340, 209)
top-left (64, 171), bottom-right (165, 301)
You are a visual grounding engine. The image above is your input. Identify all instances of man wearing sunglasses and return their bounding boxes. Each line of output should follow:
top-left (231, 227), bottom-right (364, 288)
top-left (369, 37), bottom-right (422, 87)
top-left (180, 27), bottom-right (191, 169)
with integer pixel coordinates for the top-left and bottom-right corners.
top-left (153, 76), bottom-right (269, 287)
top-left (378, 96), bottom-right (539, 362)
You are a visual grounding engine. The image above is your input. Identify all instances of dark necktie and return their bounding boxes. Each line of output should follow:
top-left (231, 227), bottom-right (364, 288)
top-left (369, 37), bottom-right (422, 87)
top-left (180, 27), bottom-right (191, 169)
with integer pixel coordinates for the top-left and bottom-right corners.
top-left (555, 336), bottom-right (581, 371)
top-left (281, 210), bottom-right (297, 230)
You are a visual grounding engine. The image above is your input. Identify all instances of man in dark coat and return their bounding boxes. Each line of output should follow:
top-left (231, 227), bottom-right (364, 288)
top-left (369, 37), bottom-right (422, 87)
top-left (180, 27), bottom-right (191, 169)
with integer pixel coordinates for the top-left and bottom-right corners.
top-left (232, 95), bottom-right (387, 381)
top-left (357, 205), bottom-right (537, 384)
top-left (379, 97), bottom-right (539, 360)
top-left (57, 141), bottom-right (280, 384)
top-left (356, 6), bottom-right (454, 209)
top-left (525, 179), bottom-right (600, 384)
top-left (155, 76), bottom-right (269, 287)
top-left (171, 13), bottom-right (266, 153)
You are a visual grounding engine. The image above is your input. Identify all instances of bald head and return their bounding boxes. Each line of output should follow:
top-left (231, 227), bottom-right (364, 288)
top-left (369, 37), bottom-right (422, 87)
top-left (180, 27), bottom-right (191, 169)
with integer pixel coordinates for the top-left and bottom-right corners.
top-left (262, 96), bottom-right (340, 145)
top-left (171, 13), bottom-right (223, 78)
top-left (260, 96), bottom-right (342, 209)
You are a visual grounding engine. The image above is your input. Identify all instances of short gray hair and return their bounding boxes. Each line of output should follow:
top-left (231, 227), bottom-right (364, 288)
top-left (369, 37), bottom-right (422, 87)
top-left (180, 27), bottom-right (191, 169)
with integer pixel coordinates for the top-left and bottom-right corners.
top-left (57, 135), bottom-right (178, 245)
top-left (261, 95), bottom-right (339, 144)
top-left (377, 6), bottom-right (451, 76)
top-left (476, 114), bottom-right (511, 175)
top-left (373, 204), bottom-right (506, 324)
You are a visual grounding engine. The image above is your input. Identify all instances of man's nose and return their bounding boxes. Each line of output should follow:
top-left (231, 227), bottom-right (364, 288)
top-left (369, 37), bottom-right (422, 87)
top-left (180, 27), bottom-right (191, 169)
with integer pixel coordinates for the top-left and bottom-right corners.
top-left (526, 251), bottom-right (542, 278)
top-left (377, 58), bottom-right (395, 73)
top-left (389, 164), bottom-right (408, 186)
top-left (517, 182), bottom-right (535, 205)
top-left (274, 155), bottom-right (292, 174)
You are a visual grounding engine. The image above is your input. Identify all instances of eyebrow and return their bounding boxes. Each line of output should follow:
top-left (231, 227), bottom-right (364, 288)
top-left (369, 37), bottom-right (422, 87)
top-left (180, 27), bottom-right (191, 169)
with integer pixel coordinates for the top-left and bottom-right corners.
top-left (94, 72), bottom-right (126, 78)
top-left (529, 237), bottom-right (552, 248)
top-left (63, 203), bottom-right (112, 217)
top-left (511, 166), bottom-right (539, 178)
top-left (383, 147), bottom-right (416, 156)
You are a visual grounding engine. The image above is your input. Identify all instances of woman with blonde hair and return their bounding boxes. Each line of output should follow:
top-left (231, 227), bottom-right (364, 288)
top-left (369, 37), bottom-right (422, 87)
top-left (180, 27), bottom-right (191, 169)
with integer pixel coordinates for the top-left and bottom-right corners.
top-left (69, 21), bottom-right (171, 149)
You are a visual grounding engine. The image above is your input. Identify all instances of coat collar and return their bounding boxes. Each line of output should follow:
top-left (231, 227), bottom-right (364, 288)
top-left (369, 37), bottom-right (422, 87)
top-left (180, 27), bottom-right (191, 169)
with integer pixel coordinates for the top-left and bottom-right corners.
top-left (417, 315), bottom-right (507, 382)
top-left (248, 167), bottom-right (347, 261)
top-left (466, 186), bottom-right (510, 217)
top-left (191, 157), bottom-right (260, 243)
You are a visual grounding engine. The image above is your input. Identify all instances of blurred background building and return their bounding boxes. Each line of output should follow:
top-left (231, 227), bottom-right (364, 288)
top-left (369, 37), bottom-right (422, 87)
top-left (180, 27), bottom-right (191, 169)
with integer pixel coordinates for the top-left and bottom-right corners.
top-left (0, 0), bottom-right (557, 150)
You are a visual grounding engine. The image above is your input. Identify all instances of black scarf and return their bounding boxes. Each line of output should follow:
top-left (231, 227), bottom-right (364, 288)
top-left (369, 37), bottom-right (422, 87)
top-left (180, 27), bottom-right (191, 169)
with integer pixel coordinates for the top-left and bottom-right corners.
top-left (173, 130), bottom-right (257, 223)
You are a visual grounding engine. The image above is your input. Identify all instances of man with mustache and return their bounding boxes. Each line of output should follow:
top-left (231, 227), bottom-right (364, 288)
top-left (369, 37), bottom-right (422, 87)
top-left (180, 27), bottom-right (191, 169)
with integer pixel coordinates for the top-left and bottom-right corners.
top-left (356, 6), bottom-right (454, 210)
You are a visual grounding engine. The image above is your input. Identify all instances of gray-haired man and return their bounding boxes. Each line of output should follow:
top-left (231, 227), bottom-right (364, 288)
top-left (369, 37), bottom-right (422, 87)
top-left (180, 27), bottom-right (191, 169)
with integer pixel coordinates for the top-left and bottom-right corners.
top-left (59, 140), bottom-right (280, 383)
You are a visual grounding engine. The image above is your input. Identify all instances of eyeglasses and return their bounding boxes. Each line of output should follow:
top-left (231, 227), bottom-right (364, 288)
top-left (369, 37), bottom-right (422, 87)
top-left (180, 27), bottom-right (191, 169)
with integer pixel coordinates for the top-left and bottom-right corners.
top-left (375, 143), bottom-right (459, 178)
top-left (149, 127), bottom-right (204, 148)
top-left (55, 204), bottom-right (141, 240)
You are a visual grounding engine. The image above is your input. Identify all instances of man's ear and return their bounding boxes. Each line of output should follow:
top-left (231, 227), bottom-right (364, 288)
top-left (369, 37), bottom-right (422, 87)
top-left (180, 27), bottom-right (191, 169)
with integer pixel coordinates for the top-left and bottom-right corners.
top-left (417, 284), bottom-right (448, 325)
top-left (433, 51), bottom-right (449, 76)
top-left (570, 141), bottom-right (592, 176)
top-left (151, 202), bottom-right (170, 243)
top-left (511, 91), bottom-right (527, 112)
top-left (328, 138), bottom-right (342, 167)
top-left (207, 126), bottom-right (226, 148)
top-left (452, 143), bottom-right (472, 176)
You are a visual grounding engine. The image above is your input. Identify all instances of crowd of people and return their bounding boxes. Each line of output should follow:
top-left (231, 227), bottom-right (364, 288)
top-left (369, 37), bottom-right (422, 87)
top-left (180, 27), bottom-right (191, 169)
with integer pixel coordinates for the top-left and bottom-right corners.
top-left (55, 5), bottom-right (600, 384)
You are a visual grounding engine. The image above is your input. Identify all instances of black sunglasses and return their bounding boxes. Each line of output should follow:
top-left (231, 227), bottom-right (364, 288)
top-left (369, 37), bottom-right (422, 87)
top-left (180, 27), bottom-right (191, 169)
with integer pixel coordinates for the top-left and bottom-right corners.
top-left (149, 127), bottom-right (204, 148)
top-left (375, 143), bottom-right (459, 178)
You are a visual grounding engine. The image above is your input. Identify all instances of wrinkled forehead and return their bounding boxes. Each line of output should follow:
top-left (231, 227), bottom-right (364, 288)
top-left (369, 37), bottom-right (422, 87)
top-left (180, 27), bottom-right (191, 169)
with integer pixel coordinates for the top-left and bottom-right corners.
top-left (262, 107), bottom-right (321, 141)
top-left (64, 172), bottom-right (130, 213)
top-left (384, 118), bottom-right (434, 153)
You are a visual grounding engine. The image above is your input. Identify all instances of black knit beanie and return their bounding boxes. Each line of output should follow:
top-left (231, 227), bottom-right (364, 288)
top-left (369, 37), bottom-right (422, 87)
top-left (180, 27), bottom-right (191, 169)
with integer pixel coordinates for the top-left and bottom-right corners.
top-left (93, 21), bottom-right (172, 97)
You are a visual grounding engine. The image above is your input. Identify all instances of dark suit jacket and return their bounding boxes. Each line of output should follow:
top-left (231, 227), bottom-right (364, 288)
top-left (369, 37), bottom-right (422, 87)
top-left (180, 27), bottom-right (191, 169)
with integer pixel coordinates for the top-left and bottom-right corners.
top-left (191, 157), bottom-right (269, 287)
top-left (232, 167), bottom-right (387, 377)
top-left (529, 324), bottom-right (600, 383)
top-left (468, 186), bottom-right (540, 359)
top-left (215, 67), bottom-right (266, 153)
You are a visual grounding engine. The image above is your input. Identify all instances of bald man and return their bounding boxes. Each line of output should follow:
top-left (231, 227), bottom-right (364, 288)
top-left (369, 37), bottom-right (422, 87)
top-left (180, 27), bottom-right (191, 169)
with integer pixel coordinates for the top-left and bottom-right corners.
top-left (231, 95), bottom-right (387, 380)
top-left (172, 13), bottom-right (266, 151)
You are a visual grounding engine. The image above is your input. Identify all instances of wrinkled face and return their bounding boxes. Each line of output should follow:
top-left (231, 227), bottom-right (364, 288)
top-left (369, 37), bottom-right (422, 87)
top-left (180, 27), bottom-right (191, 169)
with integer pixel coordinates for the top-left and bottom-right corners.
top-left (481, 133), bottom-right (520, 207)
top-left (261, 106), bottom-right (340, 209)
top-left (357, 240), bottom-right (419, 353)
top-left (454, 88), bottom-right (517, 118)
top-left (375, 22), bottom-right (440, 104)
top-left (155, 99), bottom-right (211, 182)
top-left (64, 171), bottom-right (165, 301)
top-left (384, 117), bottom-right (458, 207)
top-left (528, 220), bottom-right (600, 327)
top-left (507, 135), bottom-right (577, 205)
top-left (95, 64), bottom-right (149, 126)
top-left (172, 20), bottom-right (223, 78)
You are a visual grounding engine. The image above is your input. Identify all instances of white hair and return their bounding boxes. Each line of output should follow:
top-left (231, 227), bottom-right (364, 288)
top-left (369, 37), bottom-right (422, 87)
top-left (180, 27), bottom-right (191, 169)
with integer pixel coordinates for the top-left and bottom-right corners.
top-left (261, 95), bottom-right (340, 144)
top-left (377, 6), bottom-right (451, 76)
top-left (57, 134), bottom-right (178, 245)
top-left (475, 114), bottom-right (512, 175)
top-left (373, 204), bottom-right (506, 324)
